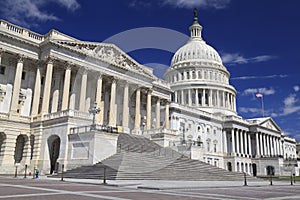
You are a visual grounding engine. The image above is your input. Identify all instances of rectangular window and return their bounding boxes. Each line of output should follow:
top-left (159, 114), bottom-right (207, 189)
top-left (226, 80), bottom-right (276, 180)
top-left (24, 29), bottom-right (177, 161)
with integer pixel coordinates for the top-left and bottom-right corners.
top-left (41, 76), bottom-right (45, 85)
top-left (0, 66), bottom-right (5, 75)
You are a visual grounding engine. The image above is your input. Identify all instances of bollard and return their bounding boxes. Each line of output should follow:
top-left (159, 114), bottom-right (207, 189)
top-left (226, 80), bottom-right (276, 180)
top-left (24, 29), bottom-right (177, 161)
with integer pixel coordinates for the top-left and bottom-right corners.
top-left (32, 167), bottom-right (35, 179)
top-left (24, 164), bottom-right (27, 178)
top-left (293, 173), bottom-right (296, 184)
top-left (14, 166), bottom-right (18, 178)
top-left (243, 172), bottom-right (247, 186)
top-left (61, 164), bottom-right (64, 181)
top-left (103, 167), bottom-right (107, 184)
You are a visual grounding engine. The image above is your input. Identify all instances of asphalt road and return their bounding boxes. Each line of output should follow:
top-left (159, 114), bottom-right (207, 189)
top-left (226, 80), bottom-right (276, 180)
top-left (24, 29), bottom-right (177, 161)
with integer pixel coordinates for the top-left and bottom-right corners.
top-left (0, 176), bottom-right (300, 200)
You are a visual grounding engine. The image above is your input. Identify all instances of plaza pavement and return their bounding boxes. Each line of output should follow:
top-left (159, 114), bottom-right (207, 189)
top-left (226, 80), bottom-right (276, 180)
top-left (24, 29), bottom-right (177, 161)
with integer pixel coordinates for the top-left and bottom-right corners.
top-left (1, 175), bottom-right (300, 200)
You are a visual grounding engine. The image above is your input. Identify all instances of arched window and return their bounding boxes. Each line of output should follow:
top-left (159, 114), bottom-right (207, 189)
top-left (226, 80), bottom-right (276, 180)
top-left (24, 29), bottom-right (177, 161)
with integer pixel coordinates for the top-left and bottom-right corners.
top-left (206, 139), bottom-right (211, 152)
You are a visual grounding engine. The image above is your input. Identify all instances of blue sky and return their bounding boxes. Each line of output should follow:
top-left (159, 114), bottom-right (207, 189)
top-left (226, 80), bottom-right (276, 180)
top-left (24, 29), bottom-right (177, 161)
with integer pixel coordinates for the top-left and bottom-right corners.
top-left (0, 0), bottom-right (299, 140)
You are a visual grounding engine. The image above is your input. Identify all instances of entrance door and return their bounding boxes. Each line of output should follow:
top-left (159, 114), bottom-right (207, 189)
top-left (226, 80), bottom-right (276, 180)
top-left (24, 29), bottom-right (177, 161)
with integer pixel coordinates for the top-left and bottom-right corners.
top-left (14, 135), bottom-right (26, 163)
top-left (252, 164), bottom-right (257, 176)
top-left (48, 135), bottom-right (60, 174)
top-left (266, 166), bottom-right (275, 176)
top-left (227, 162), bottom-right (232, 171)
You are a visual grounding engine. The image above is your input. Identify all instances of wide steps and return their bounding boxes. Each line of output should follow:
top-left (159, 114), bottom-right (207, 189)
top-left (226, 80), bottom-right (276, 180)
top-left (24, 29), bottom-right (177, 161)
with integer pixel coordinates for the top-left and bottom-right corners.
top-left (51, 133), bottom-right (258, 181)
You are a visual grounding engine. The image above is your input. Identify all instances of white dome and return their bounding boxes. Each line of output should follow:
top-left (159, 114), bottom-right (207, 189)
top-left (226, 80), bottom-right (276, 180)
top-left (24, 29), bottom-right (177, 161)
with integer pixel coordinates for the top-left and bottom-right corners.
top-left (171, 40), bottom-right (222, 67)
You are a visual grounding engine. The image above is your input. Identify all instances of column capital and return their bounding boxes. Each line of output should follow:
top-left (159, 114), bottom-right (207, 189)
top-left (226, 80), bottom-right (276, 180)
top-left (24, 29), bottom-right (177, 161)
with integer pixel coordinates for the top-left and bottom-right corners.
top-left (111, 77), bottom-right (118, 84)
top-left (63, 61), bottom-right (72, 70)
top-left (0, 48), bottom-right (4, 56)
top-left (147, 88), bottom-right (153, 95)
top-left (78, 67), bottom-right (88, 75)
top-left (96, 72), bottom-right (103, 79)
top-left (17, 54), bottom-right (26, 63)
top-left (45, 55), bottom-right (55, 64)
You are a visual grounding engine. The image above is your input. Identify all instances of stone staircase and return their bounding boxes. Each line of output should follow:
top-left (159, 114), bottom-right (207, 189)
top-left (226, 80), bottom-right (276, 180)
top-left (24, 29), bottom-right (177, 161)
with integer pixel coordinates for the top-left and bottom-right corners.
top-left (52, 133), bottom-right (257, 181)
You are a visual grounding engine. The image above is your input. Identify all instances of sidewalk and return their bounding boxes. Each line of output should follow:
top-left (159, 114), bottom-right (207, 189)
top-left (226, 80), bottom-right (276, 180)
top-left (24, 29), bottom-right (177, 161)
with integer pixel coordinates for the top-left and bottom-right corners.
top-left (44, 176), bottom-right (298, 190)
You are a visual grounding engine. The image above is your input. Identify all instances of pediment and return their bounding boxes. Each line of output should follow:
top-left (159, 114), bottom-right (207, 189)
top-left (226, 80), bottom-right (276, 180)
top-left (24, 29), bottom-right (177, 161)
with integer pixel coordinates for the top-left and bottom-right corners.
top-left (52, 40), bottom-right (153, 78)
top-left (259, 118), bottom-right (281, 132)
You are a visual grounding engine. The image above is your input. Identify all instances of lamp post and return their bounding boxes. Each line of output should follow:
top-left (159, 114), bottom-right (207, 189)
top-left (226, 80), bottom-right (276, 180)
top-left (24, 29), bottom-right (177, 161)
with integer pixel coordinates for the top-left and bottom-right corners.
top-left (14, 163), bottom-right (20, 178)
top-left (89, 101), bottom-right (100, 130)
top-left (288, 157), bottom-right (293, 185)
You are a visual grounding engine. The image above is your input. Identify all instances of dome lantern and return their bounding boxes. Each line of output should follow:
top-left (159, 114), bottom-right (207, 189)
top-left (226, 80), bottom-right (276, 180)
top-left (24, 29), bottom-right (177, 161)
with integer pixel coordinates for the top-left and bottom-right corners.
top-left (189, 8), bottom-right (203, 41)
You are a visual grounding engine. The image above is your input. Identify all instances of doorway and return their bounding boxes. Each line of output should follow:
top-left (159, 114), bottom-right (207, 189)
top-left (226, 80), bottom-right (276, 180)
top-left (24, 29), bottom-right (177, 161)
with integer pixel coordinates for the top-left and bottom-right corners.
top-left (252, 163), bottom-right (257, 176)
top-left (48, 135), bottom-right (60, 174)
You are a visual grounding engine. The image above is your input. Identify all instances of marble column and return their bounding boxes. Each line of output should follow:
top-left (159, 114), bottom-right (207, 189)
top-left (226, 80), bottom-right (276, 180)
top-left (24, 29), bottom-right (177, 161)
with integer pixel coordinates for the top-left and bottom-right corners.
top-left (79, 69), bottom-right (87, 112)
top-left (256, 132), bottom-right (260, 157)
top-left (181, 90), bottom-right (184, 104)
top-left (222, 91), bottom-right (225, 108)
top-left (273, 137), bottom-right (277, 156)
top-left (51, 72), bottom-right (60, 113)
top-left (266, 134), bottom-right (270, 156)
top-left (134, 88), bottom-right (141, 129)
top-left (108, 79), bottom-right (117, 126)
top-left (209, 89), bottom-right (212, 106)
top-left (227, 93), bottom-right (230, 109)
top-left (31, 65), bottom-right (41, 116)
top-left (277, 138), bottom-right (280, 156)
top-left (240, 130), bottom-right (244, 155)
top-left (279, 138), bottom-right (284, 157)
top-left (0, 49), bottom-right (3, 65)
top-left (233, 95), bottom-right (236, 111)
top-left (202, 89), bottom-right (206, 106)
top-left (195, 89), bottom-right (199, 106)
top-left (223, 130), bottom-right (227, 154)
top-left (216, 90), bottom-right (220, 107)
top-left (122, 81), bottom-right (129, 131)
top-left (270, 136), bottom-right (273, 156)
top-left (231, 129), bottom-right (236, 155)
top-left (155, 97), bottom-right (160, 128)
top-left (61, 65), bottom-right (71, 111)
top-left (146, 89), bottom-right (152, 130)
top-left (174, 91), bottom-right (178, 103)
top-left (260, 133), bottom-right (264, 156)
top-left (248, 133), bottom-right (252, 157)
top-left (243, 131), bottom-right (247, 155)
top-left (165, 101), bottom-right (170, 129)
top-left (188, 89), bottom-right (192, 106)
top-left (278, 138), bottom-right (282, 156)
top-left (95, 73), bottom-right (104, 124)
top-left (10, 56), bottom-right (24, 113)
top-left (236, 129), bottom-right (240, 155)
top-left (41, 58), bottom-right (54, 114)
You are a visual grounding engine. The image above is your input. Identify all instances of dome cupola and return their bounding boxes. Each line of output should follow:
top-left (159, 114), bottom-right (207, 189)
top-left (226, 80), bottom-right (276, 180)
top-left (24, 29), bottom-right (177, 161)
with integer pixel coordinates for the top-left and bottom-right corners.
top-left (165, 9), bottom-right (237, 116)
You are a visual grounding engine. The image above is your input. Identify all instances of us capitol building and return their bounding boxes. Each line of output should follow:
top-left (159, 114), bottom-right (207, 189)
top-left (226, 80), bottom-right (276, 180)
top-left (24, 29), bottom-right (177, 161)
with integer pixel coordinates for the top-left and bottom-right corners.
top-left (0, 10), bottom-right (298, 177)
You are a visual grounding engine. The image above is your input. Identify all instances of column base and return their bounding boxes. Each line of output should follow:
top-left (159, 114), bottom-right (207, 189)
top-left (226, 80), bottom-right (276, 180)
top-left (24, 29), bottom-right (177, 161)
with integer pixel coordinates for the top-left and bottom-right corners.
top-left (121, 127), bottom-right (130, 134)
top-left (131, 129), bottom-right (142, 135)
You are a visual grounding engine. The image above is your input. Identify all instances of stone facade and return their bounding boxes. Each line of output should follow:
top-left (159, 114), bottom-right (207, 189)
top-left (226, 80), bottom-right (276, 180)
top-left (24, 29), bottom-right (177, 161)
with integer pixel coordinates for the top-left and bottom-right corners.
top-left (0, 11), bottom-right (297, 177)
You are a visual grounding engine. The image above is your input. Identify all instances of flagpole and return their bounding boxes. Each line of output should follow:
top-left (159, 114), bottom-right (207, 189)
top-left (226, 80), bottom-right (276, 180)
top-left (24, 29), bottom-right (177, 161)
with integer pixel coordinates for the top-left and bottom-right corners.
top-left (261, 95), bottom-right (265, 117)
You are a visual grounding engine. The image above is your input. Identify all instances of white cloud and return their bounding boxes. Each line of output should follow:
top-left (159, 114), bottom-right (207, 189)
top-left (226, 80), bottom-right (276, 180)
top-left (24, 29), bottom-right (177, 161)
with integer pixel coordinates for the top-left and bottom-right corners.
top-left (239, 107), bottom-right (261, 114)
top-left (275, 94), bottom-right (300, 116)
top-left (221, 52), bottom-right (276, 65)
top-left (284, 94), bottom-right (298, 107)
top-left (0, 0), bottom-right (80, 27)
top-left (293, 85), bottom-right (300, 92)
top-left (232, 74), bottom-right (288, 80)
top-left (130, 0), bottom-right (231, 9)
top-left (242, 87), bottom-right (276, 96)
top-left (162, 0), bottom-right (231, 9)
